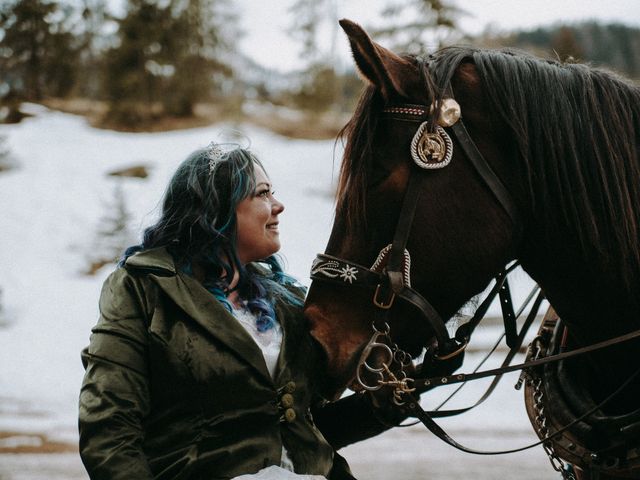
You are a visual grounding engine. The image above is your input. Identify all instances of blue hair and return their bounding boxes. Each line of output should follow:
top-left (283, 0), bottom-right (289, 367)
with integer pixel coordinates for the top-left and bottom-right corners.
top-left (122, 144), bottom-right (304, 331)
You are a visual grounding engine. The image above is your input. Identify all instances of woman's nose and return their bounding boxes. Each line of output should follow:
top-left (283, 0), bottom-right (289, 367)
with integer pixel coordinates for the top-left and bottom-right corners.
top-left (272, 198), bottom-right (285, 214)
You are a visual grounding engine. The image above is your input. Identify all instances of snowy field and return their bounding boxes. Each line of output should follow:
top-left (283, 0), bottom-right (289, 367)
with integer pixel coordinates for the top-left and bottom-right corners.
top-left (0, 105), bottom-right (557, 479)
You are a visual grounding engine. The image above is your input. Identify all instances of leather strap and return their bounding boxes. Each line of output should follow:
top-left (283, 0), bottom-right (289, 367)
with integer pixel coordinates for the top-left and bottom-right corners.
top-left (387, 171), bottom-right (426, 291)
top-left (396, 286), bottom-right (449, 348)
top-left (406, 363), bottom-right (640, 456)
top-left (414, 327), bottom-right (640, 390)
top-left (453, 263), bottom-right (520, 343)
top-left (310, 254), bottom-right (382, 288)
top-left (425, 288), bottom-right (545, 418)
top-left (450, 120), bottom-right (521, 235)
top-left (310, 253), bottom-right (452, 349)
top-left (499, 277), bottom-right (518, 348)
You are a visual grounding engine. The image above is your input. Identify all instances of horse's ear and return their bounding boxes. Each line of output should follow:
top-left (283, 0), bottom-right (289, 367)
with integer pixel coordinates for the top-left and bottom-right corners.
top-left (339, 19), bottom-right (420, 101)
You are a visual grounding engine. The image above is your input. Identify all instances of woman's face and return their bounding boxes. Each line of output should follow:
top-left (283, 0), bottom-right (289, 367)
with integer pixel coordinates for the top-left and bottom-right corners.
top-left (235, 164), bottom-right (285, 264)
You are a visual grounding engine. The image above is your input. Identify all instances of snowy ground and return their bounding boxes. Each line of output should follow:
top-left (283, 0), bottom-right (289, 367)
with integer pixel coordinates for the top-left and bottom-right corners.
top-left (0, 105), bottom-right (557, 479)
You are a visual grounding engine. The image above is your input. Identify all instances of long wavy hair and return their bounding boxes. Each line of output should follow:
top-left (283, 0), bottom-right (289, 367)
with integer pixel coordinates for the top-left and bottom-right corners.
top-left (122, 145), bottom-right (303, 331)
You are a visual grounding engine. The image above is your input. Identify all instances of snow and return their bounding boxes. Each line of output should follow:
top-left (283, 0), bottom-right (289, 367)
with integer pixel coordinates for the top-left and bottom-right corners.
top-left (0, 105), bottom-right (555, 478)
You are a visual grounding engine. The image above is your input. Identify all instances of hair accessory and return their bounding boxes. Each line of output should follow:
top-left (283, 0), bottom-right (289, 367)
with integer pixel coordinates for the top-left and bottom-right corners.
top-left (207, 142), bottom-right (225, 172)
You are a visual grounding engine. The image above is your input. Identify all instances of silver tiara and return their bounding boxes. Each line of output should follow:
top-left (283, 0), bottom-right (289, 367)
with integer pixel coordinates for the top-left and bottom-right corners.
top-left (207, 142), bottom-right (225, 173)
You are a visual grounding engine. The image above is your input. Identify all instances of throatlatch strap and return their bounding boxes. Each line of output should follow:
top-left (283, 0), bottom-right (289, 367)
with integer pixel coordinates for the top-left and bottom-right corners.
top-left (499, 277), bottom-right (518, 349)
top-left (425, 289), bottom-right (545, 418)
top-left (450, 120), bottom-right (520, 235)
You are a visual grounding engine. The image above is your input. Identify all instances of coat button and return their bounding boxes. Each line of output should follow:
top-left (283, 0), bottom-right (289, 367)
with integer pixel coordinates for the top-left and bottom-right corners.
top-left (284, 408), bottom-right (297, 423)
top-left (284, 381), bottom-right (296, 393)
top-left (281, 393), bottom-right (294, 408)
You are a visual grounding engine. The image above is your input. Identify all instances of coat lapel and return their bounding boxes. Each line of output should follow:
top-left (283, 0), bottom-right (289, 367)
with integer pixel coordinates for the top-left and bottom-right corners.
top-left (273, 296), bottom-right (307, 383)
top-left (151, 273), bottom-right (273, 383)
top-left (125, 248), bottom-right (272, 382)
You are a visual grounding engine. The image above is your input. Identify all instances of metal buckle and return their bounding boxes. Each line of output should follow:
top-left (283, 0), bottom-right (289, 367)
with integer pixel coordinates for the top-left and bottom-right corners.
top-left (373, 284), bottom-right (396, 309)
top-left (435, 339), bottom-right (468, 361)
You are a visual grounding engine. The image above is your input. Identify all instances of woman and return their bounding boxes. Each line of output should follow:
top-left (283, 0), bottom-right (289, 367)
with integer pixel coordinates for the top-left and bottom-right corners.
top-left (78, 143), bottom-right (399, 480)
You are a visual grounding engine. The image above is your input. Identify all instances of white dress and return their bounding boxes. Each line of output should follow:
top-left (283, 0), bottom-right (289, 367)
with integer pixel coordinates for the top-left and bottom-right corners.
top-left (230, 305), bottom-right (326, 480)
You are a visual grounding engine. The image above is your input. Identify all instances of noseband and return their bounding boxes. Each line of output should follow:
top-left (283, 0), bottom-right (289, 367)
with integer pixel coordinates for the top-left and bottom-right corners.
top-left (310, 90), bottom-right (522, 400)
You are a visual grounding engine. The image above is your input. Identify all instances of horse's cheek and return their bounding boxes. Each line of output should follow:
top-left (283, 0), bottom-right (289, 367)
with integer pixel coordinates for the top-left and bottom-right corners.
top-left (304, 303), bottom-right (370, 390)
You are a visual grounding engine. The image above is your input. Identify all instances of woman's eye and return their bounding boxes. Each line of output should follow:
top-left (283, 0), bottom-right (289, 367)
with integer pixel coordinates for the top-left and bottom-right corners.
top-left (257, 189), bottom-right (270, 197)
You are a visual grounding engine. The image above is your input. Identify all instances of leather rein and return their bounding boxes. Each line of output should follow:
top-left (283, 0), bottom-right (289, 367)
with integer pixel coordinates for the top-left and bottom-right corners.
top-left (309, 95), bottom-right (640, 455)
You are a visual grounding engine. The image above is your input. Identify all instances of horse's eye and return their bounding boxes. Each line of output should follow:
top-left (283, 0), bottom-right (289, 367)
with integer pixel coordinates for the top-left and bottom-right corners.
top-left (368, 167), bottom-right (391, 188)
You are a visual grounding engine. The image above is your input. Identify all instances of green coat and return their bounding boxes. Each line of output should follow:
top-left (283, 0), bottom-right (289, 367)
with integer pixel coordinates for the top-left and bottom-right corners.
top-left (79, 247), bottom-right (366, 480)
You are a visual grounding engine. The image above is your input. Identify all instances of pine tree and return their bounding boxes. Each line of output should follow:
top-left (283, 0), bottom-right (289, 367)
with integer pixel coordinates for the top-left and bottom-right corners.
top-left (87, 181), bottom-right (135, 274)
top-left (287, 0), bottom-right (327, 65)
top-left (287, 0), bottom-right (342, 111)
top-left (102, 0), bottom-right (170, 124)
top-left (102, 0), bottom-right (237, 125)
top-left (375, 0), bottom-right (462, 52)
top-left (161, 0), bottom-right (236, 116)
top-left (0, 0), bottom-right (78, 101)
top-left (75, 0), bottom-right (112, 99)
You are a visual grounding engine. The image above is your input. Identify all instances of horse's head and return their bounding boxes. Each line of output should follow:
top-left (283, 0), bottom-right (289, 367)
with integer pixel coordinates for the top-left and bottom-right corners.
top-left (305, 20), bottom-right (525, 399)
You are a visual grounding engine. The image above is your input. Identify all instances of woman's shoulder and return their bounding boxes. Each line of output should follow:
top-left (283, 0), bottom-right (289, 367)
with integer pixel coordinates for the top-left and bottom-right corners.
top-left (121, 246), bottom-right (177, 277)
top-left (99, 247), bottom-right (175, 315)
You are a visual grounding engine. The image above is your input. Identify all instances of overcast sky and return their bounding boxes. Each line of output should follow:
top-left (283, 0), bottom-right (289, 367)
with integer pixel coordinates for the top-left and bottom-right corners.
top-left (236, 0), bottom-right (640, 72)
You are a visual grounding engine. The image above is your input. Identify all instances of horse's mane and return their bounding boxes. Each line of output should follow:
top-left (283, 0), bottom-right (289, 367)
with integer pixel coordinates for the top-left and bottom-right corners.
top-left (338, 46), bottom-right (640, 290)
top-left (336, 85), bottom-right (381, 229)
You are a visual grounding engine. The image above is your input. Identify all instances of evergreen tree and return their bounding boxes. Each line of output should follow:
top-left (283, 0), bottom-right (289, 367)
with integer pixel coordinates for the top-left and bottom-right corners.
top-left (287, 0), bottom-right (330, 64)
top-left (287, 0), bottom-right (342, 111)
top-left (286, 0), bottom-right (460, 111)
top-left (375, 0), bottom-right (462, 52)
top-left (102, 0), bottom-right (171, 124)
top-left (102, 0), bottom-right (237, 125)
top-left (161, 0), bottom-right (236, 116)
top-left (0, 0), bottom-right (78, 101)
top-left (43, 2), bottom-right (79, 97)
top-left (508, 22), bottom-right (640, 79)
top-left (291, 64), bottom-right (340, 112)
top-left (87, 181), bottom-right (135, 274)
top-left (75, 0), bottom-right (112, 99)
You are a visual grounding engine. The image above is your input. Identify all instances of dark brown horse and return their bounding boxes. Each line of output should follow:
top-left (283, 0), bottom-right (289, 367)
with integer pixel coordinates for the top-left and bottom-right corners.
top-left (304, 20), bottom-right (640, 479)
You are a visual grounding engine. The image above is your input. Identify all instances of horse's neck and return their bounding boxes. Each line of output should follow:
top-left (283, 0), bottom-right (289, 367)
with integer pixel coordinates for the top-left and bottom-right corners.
top-left (521, 246), bottom-right (640, 343)
top-left (521, 243), bottom-right (640, 410)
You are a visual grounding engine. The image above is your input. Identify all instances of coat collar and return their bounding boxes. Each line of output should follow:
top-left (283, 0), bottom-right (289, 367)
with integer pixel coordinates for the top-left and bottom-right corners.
top-left (125, 247), bottom-right (280, 383)
top-left (124, 247), bottom-right (177, 274)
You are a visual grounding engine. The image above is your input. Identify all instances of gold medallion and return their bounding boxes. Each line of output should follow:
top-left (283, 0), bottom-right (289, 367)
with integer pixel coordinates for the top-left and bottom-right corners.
top-left (417, 131), bottom-right (447, 163)
top-left (411, 123), bottom-right (453, 169)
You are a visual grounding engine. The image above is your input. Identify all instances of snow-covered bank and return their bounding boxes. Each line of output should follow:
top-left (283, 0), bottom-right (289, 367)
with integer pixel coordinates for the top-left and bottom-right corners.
top-left (0, 104), bottom-right (337, 441)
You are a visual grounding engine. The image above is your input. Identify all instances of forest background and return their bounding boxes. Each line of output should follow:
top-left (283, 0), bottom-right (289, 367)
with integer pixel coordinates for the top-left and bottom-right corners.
top-left (2, 0), bottom-right (640, 139)
top-left (1, 1), bottom-right (640, 478)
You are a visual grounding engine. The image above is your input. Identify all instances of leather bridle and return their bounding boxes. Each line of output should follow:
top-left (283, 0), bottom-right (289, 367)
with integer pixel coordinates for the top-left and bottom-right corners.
top-left (311, 93), bottom-right (521, 372)
top-left (309, 91), bottom-right (640, 457)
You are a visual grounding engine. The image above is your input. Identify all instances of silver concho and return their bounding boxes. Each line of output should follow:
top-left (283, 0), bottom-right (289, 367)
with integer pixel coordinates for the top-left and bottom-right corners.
top-left (410, 122), bottom-right (453, 169)
top-left (437, 98), bottom-right (461, 127)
